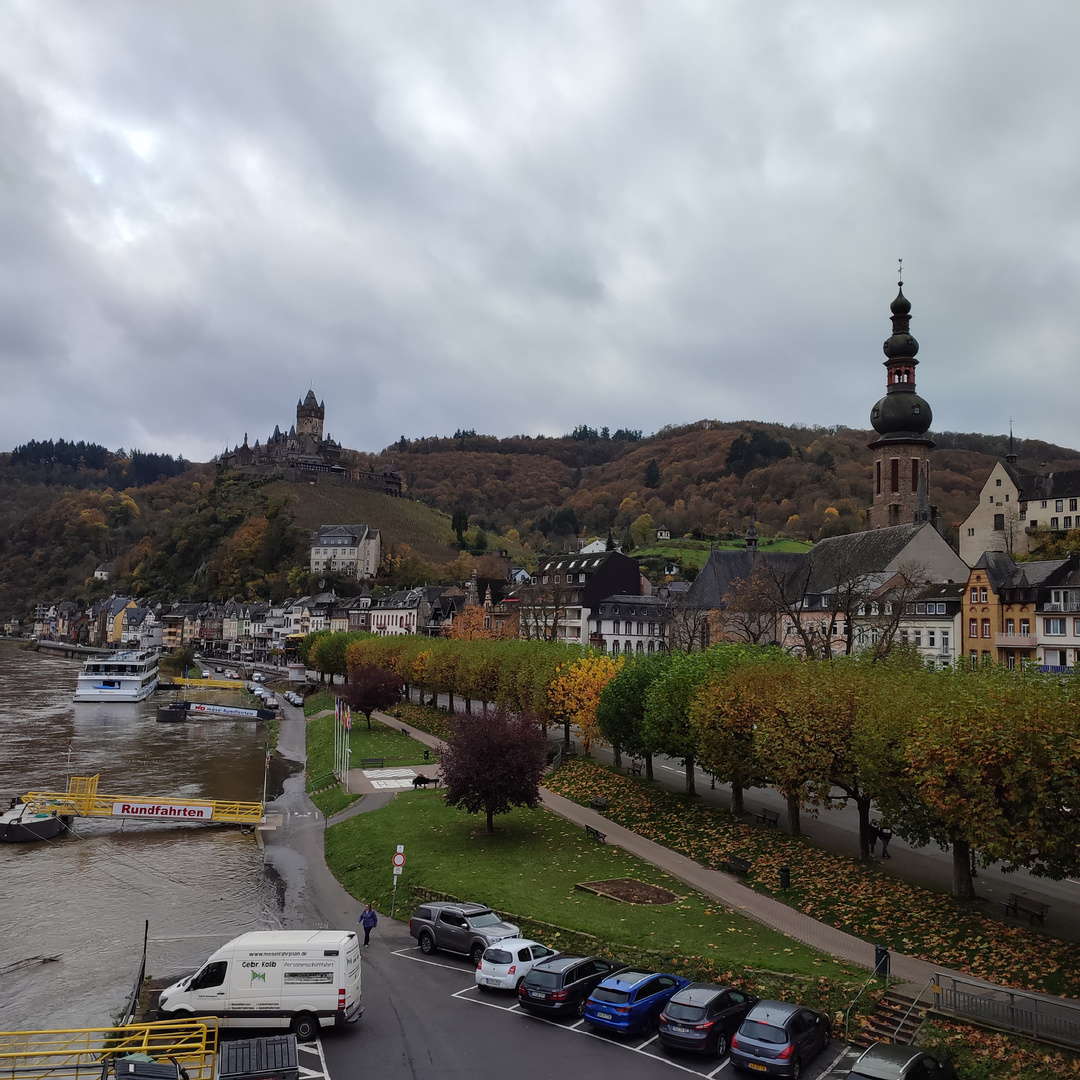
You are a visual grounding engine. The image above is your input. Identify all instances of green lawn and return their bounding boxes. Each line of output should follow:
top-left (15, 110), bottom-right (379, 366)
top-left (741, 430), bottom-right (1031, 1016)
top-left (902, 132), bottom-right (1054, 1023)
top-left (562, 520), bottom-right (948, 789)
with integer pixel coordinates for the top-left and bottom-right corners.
top-left (326, 790), bottom-right (844, 985)
top-left (634, 537), bottom-right (812, 567)
top-left (306, 712), bottom-right (438, 792)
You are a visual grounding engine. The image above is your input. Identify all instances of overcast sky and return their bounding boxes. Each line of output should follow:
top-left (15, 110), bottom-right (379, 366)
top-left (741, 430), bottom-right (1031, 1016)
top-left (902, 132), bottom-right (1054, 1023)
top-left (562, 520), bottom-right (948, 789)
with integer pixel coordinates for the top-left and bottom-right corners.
top-left (2, 1), bottom-right (1079, 462)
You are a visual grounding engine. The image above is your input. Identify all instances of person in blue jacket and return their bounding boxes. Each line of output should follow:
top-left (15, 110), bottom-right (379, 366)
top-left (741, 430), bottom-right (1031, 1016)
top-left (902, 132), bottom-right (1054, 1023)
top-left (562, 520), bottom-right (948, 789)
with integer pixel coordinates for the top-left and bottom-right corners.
top-left (359, 903), bottom-right (378, 946)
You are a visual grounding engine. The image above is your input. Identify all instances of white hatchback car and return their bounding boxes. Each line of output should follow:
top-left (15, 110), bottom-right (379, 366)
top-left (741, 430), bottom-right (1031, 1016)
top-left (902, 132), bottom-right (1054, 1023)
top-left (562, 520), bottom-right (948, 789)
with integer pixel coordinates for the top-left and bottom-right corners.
top-left (475, 940), bottom-right (560, 991)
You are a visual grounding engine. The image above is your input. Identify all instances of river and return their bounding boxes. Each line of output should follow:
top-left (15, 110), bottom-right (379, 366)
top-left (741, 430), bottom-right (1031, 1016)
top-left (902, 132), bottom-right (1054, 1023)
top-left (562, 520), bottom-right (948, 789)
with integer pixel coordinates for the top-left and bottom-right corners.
top-left (0, 646), bottom-right (282, 1032)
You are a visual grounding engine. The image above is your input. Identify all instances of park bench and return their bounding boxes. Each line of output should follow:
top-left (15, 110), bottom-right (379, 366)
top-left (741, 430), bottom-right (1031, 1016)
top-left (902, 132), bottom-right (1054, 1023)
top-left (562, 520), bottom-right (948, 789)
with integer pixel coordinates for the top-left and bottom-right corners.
top-left (756, 807), bottom-right (780, 828)
top-left (627, 760), bottom-right (643, 777)
top-left (590, 797), bottom-right (608, 811)
top-left (1002, 893), bottom-right (1050, 925)
top-left (722, 854), bottom-right (752, 876)
top-left (585, 824), bottom-right (607, 844)
top-left (360, 757), bottom-right (386, 769)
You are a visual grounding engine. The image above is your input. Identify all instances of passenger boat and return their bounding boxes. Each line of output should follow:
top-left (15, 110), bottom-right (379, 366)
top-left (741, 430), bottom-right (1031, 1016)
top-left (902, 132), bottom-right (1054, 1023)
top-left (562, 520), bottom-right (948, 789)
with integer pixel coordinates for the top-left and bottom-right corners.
top-left (0, 800), bottom-right (71, 842)
top-left (73, 648), bottom-right (160, 703)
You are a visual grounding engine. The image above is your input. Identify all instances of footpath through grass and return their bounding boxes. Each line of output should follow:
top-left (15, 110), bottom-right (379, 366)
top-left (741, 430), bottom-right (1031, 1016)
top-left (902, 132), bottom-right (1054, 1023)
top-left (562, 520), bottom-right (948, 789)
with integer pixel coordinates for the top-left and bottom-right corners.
top-left (304, 704), bottom-right (439, 815)
top-left (325, 789), bottom-right (869, 1018)
top-left (545, 759), bottom-right (1080, 998)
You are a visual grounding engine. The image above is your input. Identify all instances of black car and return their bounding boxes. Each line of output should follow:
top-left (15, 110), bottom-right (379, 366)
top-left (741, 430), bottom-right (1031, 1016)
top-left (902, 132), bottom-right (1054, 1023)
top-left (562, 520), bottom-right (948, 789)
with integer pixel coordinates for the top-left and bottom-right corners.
top-left (517, 955), bottom-right (628, 1020)
top-left (730, 999), bottom-right (831, 1077)
top-left (659, 982), bottom-right (759, 1058)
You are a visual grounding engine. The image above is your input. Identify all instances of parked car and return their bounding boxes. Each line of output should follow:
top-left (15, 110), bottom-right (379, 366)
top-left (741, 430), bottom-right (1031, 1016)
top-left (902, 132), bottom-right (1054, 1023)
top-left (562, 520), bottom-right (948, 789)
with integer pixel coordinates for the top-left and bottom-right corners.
top-left (409, 902), bottom-right (520, 965)
top-left (584, 970), bottom-right (691, 1036)
top-left (200, 670), bottom-right (211, 678)
top-left (847, 1043), bottom-right (956, 1080)
top-left (475, 939), bottom-right (560, 991)
top-left (252, 672), bottom-right (265, 682)
top-left (517, 956), bottom-right (629, 1020)
top-left (659, 982), bottom-right (759, 1058)
top-left (730, 1000), bottom-right (831, 1077)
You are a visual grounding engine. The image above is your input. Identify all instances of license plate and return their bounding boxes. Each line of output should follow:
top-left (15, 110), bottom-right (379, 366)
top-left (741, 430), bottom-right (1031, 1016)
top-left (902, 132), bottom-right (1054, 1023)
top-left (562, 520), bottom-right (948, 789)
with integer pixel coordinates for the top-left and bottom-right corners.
top-left (669, 1024), bottom-right (689, 1033)
top-left (597, 1011), bottom-right (612, 1020)
top-left (530, 991), bottom-right (547, 999)
top-left (747, 1065), bottom-right (767, 1073)
top-left (484, 978), bottom-right (501, 986)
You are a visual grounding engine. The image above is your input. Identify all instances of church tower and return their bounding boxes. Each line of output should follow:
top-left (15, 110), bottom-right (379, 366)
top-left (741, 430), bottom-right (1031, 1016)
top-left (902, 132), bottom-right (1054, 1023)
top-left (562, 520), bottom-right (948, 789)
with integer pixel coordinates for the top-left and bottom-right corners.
top-left (867, 275), bottom-right (935, 529)
top-left (296, 390), bottom-right (325, 442)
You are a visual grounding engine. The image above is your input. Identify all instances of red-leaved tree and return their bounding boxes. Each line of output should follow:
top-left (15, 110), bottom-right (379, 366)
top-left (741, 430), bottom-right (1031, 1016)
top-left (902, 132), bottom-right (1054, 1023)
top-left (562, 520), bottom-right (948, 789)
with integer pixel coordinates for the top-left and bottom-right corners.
top-left (338, 666), bottom-right (403, 729)
top-left (440, 709), bottom-right (547, 833)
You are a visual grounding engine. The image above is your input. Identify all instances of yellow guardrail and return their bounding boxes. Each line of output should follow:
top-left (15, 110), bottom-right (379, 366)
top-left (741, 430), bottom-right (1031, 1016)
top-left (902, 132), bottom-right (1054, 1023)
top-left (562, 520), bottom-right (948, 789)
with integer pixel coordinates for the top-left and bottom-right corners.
top-left (0, 1018), bottom-right (217, 1080)
top-left (23, 776), bottom-right (263, 825)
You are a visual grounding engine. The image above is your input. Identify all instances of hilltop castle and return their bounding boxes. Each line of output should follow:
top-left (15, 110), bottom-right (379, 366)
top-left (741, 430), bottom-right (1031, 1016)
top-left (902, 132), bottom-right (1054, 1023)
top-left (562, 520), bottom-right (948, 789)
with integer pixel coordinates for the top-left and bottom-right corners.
top-left (220, 391), bottom-right (402, 496)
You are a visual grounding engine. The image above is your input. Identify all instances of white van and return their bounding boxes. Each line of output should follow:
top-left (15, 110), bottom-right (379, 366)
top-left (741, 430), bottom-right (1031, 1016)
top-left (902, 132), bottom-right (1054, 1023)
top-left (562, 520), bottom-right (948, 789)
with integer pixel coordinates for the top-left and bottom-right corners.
top-left (158, 930), bottom-right (362, 1039)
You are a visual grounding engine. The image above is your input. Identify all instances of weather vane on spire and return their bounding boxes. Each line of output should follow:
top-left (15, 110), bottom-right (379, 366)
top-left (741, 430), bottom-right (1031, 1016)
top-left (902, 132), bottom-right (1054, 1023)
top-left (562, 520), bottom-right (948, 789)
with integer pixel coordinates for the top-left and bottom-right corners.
top-left (898, 257), bottom-right (903, 286)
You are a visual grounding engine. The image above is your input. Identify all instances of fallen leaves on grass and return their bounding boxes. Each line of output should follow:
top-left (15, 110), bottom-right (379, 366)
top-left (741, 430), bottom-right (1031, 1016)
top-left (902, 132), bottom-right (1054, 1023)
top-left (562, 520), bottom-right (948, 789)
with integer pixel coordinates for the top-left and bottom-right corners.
top-left (545, 759), bottom-right (1080, 997)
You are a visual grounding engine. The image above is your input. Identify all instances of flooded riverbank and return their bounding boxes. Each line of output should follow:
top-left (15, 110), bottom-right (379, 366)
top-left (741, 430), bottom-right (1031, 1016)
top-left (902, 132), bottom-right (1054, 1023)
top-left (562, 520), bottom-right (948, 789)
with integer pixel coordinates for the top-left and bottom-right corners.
top-left (0, 645), bottom-right (282, 1031)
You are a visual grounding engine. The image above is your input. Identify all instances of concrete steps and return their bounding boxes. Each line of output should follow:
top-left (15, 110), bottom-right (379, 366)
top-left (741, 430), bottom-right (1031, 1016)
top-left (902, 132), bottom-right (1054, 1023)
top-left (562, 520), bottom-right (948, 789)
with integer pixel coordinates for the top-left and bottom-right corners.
top-left (855, 990), bottom-right (928, 1047)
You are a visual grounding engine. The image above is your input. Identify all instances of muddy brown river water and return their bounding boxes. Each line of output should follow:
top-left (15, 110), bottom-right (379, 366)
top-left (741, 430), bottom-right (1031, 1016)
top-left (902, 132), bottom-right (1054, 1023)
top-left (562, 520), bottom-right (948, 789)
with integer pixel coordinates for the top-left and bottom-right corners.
top-left (0, 646), bottom-right (283, 1031)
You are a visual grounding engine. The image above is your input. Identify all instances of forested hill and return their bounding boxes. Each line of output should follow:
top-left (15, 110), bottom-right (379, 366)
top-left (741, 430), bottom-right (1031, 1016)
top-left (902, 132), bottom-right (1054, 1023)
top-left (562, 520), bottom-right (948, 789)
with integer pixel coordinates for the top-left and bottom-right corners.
top-left (380, 422), bottom-right (1080, 547)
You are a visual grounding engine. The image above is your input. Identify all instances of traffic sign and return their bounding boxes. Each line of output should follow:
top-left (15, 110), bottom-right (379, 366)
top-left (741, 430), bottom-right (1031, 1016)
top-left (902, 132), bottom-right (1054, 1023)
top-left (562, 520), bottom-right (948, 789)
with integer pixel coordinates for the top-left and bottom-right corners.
top-left (393, 865), bottom-right (403, 875)
top-left (392, 852), bottom-right (406, 868)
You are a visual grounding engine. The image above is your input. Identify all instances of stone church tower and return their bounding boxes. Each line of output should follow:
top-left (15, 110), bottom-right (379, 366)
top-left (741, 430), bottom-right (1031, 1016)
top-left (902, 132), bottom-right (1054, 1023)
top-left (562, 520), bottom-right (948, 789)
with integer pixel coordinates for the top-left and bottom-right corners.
top-left (296, 390), bottom-right (325, 442)
top-left (867, 278), bottom-right (935, 529)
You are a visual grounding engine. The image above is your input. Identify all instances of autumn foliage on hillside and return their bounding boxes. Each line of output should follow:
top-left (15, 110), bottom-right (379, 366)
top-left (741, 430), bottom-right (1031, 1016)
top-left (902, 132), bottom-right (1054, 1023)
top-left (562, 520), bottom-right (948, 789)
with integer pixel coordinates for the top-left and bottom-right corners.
top-left (382, 421), bottom-right (1080, 548)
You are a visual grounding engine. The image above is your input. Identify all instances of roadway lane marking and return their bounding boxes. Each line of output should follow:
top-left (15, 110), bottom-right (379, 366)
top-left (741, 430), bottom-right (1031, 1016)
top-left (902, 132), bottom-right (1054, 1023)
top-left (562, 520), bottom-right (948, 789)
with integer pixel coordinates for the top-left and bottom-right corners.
top-left (391, 946), bottom-right (473, 972)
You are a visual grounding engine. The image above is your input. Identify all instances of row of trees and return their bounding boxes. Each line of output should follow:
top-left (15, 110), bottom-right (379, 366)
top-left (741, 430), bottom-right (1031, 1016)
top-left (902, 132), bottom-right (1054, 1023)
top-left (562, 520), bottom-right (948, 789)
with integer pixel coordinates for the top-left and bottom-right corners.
top-left (305, 628), bottom-right (1080, 900)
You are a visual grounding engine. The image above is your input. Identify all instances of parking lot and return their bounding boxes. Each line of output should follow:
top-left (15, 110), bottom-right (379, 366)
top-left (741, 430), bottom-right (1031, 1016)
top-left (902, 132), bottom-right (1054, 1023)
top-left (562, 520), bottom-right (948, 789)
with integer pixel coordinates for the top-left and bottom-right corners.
top-left (383, 944), bottom-right (850, 1080)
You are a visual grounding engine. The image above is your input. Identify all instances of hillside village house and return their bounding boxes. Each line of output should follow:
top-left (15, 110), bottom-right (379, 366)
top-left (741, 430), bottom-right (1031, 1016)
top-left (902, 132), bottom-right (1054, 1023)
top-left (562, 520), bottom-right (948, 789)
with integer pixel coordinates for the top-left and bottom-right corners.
top-left (309, 524), bottom-right (381, 580)
top-left (899, 583), bottom-right (964, 668)
top-left (591, 594), bottom-right (669, 655)
top-left (959, 447), bottom-right (1080, 564)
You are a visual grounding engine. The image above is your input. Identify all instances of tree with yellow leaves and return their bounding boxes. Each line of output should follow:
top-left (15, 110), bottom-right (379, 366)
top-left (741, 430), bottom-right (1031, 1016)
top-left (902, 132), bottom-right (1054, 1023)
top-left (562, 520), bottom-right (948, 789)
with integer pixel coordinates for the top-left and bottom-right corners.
top-left (547, 653), bottom-right (624, 753)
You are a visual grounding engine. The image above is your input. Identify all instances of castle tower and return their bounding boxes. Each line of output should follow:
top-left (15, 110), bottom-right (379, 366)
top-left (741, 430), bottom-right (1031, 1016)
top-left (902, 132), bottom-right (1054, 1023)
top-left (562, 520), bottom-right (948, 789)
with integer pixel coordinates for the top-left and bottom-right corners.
top-left (296, 389), bottom-right (325, 442)
top-left (867, 276), bottom-right (934, 529)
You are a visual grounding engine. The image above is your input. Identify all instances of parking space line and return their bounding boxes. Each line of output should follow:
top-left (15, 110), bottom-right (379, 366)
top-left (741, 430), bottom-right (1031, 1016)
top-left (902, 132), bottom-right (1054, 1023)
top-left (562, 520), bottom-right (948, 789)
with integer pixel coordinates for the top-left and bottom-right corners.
top-left (391, 946), bottom-right (472, 972)
top-left (706, 1060), bottom-right (730, 1078)
top-left (637, 1034), bottom-right (659, 1049)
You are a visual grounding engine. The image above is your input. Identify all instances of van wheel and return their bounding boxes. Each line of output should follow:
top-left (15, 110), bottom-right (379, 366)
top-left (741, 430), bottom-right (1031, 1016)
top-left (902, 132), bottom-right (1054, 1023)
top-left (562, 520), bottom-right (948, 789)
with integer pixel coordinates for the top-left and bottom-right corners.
top-left (418, 932), bottom-right (436, 955)
top-left (291, 1014), bottom-right (319, 1041)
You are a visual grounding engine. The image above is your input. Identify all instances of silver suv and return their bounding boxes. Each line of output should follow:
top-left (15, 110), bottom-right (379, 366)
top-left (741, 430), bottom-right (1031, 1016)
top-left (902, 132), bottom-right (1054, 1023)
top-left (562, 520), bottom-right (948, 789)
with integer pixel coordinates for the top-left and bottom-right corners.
top-left (409, 902), bottom-right (520, 965)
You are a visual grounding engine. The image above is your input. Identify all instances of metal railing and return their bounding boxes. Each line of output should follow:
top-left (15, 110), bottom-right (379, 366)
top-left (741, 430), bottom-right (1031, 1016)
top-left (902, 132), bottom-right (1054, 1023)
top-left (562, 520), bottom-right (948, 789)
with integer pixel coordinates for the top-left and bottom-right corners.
top-left (0, 1019), bottom-right (217, 1080)
top-left (931, 973), bottom-right (1080, 1049)
top-left (22, 776), bottom-right (263, 825)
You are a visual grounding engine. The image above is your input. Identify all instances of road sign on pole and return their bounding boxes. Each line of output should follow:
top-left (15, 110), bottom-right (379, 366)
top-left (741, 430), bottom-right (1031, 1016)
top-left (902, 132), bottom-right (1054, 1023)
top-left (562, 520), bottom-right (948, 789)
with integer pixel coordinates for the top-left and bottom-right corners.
top-left (392, 852), bottom-right (406, 868)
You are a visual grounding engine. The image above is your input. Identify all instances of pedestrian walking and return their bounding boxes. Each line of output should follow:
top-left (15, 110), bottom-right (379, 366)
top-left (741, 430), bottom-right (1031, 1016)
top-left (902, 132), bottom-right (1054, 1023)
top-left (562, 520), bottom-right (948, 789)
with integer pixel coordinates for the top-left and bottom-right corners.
top-left (359, 903), bottom-right (378, 946)
top-left (868, 819), bottom-right (880, 856)
top-left (878, 823), bottom-right (894, 859)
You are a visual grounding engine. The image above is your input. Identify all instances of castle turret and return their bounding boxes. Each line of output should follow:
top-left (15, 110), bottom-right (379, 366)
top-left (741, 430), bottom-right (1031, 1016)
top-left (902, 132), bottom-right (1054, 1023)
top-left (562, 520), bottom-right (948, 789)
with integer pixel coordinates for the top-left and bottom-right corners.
top-left (296, 389), bottom-right (325, 442)
top-left (867, 274), bottom-right (934, 529)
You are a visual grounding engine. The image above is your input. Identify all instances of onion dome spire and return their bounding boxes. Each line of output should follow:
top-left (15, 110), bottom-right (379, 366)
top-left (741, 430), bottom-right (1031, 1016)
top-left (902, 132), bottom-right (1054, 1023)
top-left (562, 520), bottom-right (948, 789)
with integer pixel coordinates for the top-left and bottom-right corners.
top-left (869, 262), bottom-right (934, 447)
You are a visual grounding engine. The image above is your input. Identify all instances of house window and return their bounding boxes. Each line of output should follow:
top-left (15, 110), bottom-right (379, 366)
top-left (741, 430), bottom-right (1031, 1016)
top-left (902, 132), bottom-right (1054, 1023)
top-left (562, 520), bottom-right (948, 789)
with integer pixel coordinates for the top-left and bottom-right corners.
top-left (637, 622), bottom-right (644, 635)
top-left (913, 630), bottom-right (922, 647)
top-left (1072, 499), bottom-right (1078, 512)
top-left (970, 651), bottom-right (978, 667)
top-left (996, 478), bottom-right (1002, 486)
top-left (1074, 618), bottom-right (1080, 635)
top-left (989, 495), bottom-right (994, 503)
top-left (1052, 518), bottom-right (1060, 530)
top-left (981, 619), bottom-right (991, 638)
top-left (970, 588), bottom-right (979, 603)
top-left (1020, 619), bottom-right (1030, 636)
top-left (611, 640), bottom-right (619, 656)
top-left (1005, 618), bottom-right (1015, 635)
top-left (942, 630), bottom-right (950, 651)
top-left (1066, 517), bottom-right (1074, 529)
top-left (916, 603), bottom-right (926, 614)
top-left (875, 460), bottom-right (881, 495)
top-left (1057, 500), bottom-right (1064, 513)
top-left (1041, 500), bottom-right (1048, 508)
top-left (1020, 511), bottom-right (1027, 521)
top-left (980, 588), bottom-right (988, 603)
top-left (911, 459), bottom-right (919, 493)
top-left (1045, 618), bottom-right (1066, 635)
top-left (612, 620), bottom-right (620, 634)
top-left (936, 603), bottom-right (947, 615)
top-left (969, 618), bottom-right (978, 638)
top-left (994, 514), bottom-right (1004, 530)
top-left (891, 458), bottom-right (900, 494)
top-left (1005, 494), bottom-right (1009, 502)
top-left (967, 528), bottom-right (975, 537)
top-left (553, 575), bottom-right (560, 583)
top-left (927, 630), bottom-right (936, 648)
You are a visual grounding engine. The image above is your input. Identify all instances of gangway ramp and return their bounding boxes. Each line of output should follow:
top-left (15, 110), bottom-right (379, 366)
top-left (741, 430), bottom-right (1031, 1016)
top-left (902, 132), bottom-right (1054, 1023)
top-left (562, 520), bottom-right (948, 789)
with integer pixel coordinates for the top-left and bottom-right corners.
top-left (0, 1018), bottom-right (217, 1080)
top-left (22, 775), bottom-right (263, 825)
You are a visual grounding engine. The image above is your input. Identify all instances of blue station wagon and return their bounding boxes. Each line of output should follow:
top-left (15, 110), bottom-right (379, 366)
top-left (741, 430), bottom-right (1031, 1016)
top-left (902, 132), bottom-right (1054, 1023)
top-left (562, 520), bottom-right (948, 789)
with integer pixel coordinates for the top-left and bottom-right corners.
top-left (583, 970), bottom-right (692, 1036)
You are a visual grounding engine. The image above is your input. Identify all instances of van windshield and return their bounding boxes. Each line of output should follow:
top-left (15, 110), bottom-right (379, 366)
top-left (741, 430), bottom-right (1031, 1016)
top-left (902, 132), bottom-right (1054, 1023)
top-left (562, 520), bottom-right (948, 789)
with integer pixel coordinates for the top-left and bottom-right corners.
top-left (467, 911), bottom-right (502, 927)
